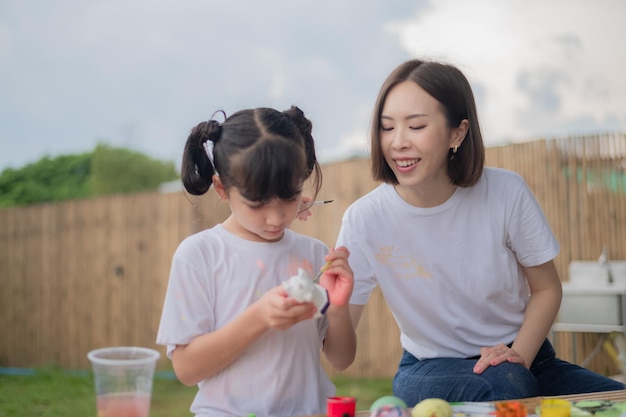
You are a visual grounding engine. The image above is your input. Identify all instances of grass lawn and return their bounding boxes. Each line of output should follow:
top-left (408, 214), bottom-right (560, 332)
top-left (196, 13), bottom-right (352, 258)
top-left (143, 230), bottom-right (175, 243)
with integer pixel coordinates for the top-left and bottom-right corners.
top-left (0, 367), bottom-right (393, 416)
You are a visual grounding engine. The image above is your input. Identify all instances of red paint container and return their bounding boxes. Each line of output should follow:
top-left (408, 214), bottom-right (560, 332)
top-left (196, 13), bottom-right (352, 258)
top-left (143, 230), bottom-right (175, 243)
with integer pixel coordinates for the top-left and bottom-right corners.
top-left (327, 396), bottom-right (356, 417)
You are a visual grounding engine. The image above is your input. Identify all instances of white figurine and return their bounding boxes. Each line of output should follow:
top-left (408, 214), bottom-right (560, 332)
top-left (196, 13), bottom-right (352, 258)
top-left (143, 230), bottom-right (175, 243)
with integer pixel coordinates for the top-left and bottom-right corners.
top-left (282, 267), bottom-right (330, 318)
top-left (283, 267), bottom-right (315, 302)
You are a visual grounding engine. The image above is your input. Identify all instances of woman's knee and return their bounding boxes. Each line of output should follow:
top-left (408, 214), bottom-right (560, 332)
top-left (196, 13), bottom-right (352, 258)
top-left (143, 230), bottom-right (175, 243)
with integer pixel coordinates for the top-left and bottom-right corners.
top-left (393, 362), bottom-right (539, 404)
top-left (481, 362), bottom-right (540, 399)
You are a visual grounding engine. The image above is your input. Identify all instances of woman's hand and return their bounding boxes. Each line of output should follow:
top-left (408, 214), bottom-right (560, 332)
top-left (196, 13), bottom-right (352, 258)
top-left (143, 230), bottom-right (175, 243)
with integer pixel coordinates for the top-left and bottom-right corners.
top-left (317, 246), bottom-right (353, 307)
top-left (473, 343), bottom-right (526, 374)
top-left (254, 286), bottom-right (317, 330)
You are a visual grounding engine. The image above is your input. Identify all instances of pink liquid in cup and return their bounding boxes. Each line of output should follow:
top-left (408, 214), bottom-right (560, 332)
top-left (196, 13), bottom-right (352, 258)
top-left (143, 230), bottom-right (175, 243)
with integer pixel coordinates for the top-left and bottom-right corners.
top-left (88, 346), bottom-right (159, 417)
top-left (97, 393), bottom-right (151, 417)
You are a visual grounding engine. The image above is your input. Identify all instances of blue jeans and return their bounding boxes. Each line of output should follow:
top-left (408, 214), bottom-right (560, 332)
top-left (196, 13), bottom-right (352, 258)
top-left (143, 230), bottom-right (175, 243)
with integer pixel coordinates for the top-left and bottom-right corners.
top-left (393, 339), bottom-right (624, 406)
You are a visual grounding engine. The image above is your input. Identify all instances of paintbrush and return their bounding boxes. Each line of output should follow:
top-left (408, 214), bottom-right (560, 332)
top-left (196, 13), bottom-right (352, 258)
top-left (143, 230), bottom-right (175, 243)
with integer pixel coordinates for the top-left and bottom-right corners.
top-left (312, 260), bottom-right (332, 283)
top-left (310, 199), bottom-right (334, 205)
top-left (304, 199), bottom-right (334, 209)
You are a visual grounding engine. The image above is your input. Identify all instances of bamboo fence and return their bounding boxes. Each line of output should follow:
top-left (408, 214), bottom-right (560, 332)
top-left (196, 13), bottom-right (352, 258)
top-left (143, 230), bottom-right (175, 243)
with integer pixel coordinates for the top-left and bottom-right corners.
top-left (1, 133), bottom-right (625, 378)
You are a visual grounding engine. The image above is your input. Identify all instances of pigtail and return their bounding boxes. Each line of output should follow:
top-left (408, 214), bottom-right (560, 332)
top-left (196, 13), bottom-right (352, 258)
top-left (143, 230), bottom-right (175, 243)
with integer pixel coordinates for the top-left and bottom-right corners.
top-left (181, 120), bottom-right (222, 195)
top-left (283, 105), bottom-right (323, 197)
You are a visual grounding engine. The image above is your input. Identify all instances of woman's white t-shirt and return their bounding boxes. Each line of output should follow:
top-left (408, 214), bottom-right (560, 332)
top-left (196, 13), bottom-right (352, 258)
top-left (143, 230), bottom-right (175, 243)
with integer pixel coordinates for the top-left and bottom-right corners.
top-left (157, 225), bottom-right (334, 417)
top-left (337, 167), bottom-right (560, 360)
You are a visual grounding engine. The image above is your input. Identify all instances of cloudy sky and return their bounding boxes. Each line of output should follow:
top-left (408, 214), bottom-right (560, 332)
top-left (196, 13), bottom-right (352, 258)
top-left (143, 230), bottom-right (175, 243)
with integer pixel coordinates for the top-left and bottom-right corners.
top-left (1, 0), bottom-right (624, 172)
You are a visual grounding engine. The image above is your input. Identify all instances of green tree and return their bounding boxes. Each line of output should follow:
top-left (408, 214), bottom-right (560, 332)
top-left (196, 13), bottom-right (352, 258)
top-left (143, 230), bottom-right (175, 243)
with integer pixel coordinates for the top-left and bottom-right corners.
top-left (0, 144), bottom-right (179, 208)
top-left (89, 144), bottom-right (178, 196)
top-left (0, 153), bottom-right (92, 207)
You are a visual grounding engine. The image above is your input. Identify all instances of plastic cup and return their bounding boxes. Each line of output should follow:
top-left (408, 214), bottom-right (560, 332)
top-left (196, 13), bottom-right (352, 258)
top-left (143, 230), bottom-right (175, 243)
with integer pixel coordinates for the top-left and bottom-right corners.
top-left (87, 346), bottom-right (160, 417)
top-left (327, 396), bottom-right (357, 417)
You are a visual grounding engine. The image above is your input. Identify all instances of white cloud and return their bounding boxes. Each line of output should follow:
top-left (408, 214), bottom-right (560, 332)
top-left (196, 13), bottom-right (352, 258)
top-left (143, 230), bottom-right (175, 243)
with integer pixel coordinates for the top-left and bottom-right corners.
top-left (0, 0), bottom-right (624, 173)
top-left (389, 0), bottom-right (626, 143)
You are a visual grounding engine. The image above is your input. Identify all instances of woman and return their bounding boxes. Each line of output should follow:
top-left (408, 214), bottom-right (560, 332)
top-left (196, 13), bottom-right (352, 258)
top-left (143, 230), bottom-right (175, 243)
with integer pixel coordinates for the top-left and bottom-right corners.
top-left (336, 59), bottom-right (623, 405)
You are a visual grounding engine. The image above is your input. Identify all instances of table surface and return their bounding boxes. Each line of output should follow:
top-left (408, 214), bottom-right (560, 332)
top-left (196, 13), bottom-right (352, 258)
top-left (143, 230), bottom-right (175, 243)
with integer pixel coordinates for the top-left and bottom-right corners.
top-left (296, 389), bottom-right (626, 417)
top-left (498, 389), bottom-right (626, 412)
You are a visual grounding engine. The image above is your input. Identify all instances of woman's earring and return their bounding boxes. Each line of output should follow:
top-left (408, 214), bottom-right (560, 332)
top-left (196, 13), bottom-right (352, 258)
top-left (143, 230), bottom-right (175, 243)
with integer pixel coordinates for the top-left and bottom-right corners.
top-left (449, 145), bottom-right (458, 161)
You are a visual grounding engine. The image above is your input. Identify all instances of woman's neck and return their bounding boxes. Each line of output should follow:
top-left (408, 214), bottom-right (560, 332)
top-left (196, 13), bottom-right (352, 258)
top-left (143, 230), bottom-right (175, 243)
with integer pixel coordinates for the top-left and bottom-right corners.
top-left (393, 180), bottom-right (457, 208)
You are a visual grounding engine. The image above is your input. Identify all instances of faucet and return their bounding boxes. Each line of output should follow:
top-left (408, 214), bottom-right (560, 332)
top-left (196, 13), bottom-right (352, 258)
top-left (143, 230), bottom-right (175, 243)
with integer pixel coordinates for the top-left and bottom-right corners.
top-left (598, 246), bottom-right (614, 284)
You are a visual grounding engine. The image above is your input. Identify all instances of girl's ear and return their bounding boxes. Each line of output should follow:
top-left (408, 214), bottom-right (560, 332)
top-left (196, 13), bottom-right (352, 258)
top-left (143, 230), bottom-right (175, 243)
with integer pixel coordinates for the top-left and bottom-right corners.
top-left (212, 175), bottom-right (228, 201)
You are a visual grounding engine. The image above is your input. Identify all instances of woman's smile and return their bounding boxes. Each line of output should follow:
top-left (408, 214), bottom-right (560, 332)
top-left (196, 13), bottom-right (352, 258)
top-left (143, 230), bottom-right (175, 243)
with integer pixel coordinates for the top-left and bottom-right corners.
top-left (394, 157), bottom-right (421, 170)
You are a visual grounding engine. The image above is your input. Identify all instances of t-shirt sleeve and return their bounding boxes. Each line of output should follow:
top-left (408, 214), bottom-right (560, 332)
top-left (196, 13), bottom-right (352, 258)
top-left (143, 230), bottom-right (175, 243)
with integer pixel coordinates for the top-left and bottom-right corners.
top-left (507, 178), bottom-right (560, 267)
top-left (156, 239), bottom-right (215, 357)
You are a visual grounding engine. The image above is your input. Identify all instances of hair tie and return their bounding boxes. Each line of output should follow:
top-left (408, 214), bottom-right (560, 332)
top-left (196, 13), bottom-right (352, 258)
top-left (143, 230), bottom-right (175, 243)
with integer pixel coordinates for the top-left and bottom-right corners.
top-left (204, 110), bottom-right (227, 143)
top-left (210, 110), bottom-right (227, 123)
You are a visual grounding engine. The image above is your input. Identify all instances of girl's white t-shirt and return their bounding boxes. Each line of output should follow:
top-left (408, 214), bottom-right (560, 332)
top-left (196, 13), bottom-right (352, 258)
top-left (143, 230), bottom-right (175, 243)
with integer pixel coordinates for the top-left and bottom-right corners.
top-left (157, 226), bottom-right (334, 417)
top-left (337, 167), bottom-right (560, 360)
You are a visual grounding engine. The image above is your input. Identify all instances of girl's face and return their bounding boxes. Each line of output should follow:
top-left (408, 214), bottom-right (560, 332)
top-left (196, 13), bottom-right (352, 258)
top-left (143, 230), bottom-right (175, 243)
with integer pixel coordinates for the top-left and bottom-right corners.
top-left (380, 80), bottom-right (466, 205)
top-left (215, 179), bottom-right (302, 242)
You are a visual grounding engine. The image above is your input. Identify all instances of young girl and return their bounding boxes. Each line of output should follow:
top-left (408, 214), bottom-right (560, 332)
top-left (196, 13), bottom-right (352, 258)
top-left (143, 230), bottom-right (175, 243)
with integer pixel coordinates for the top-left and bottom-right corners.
top-left (157, 106), bottom-right (356, 417)
top-left (336, 59), bottom-right (624, 405)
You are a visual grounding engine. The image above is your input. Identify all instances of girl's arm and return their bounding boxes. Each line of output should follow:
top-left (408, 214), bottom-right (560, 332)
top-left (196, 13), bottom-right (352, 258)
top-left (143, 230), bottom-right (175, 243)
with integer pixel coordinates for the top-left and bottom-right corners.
top-left (171, 286), bottom-right (317, 386)
top-left (349, 304), bottom-right (365, 329)
top-left (323, 303), bottom-right (357, 370)
top-left (473, 260), bottom-right (562, 373)
top-left (323, 304), bottom-right (364, 369)
top-left (318, 247), bottom-right (357, 370)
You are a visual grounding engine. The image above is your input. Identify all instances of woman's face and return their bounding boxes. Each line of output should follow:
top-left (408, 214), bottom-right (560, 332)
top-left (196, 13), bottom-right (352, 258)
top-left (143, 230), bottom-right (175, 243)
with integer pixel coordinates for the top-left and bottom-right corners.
top-left (380, 80), bottom-right (464, 201)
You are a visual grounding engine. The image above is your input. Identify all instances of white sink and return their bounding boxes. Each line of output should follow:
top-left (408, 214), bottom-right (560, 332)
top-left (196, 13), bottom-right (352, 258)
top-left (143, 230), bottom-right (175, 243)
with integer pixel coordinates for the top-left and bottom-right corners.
top-left (558, 261), bottom-right (626, 326)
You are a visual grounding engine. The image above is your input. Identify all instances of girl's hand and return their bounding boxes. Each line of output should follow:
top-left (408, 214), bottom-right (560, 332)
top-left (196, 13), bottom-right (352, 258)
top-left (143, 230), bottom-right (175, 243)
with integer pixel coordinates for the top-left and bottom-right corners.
top-left (317, 246), bottom-right (353, 307)
top-left (255, 286), bottom-right (317, 330)
top-left (297, 196), bottom-right (313, 222)
top-left (472, 343), bottom-right (526, 374)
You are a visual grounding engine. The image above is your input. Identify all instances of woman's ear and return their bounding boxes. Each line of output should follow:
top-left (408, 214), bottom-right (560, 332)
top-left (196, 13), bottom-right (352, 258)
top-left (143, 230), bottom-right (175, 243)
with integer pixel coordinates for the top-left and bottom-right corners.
top-left (452, 119), bottom-right (469, 149)
top-left (212, 175), bottom-right (228, 201)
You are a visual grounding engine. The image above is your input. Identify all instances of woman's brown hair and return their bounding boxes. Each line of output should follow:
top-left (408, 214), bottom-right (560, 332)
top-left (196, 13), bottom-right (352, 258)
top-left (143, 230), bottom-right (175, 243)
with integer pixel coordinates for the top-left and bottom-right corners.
top-left (371, 59), bottom-right (485, 187)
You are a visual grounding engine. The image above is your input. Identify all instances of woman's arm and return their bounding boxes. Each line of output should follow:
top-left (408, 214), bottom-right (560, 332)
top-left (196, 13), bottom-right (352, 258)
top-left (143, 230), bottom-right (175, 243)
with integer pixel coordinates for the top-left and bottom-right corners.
top-left (512, 259), bottom-right (562, 367)
top-left (473, 260), bottom-right (562, 373)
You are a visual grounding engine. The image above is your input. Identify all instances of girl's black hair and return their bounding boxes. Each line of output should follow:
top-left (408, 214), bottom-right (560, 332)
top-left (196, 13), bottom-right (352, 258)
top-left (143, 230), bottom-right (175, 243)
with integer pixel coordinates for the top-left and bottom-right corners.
top-left (181, 105), bottom-right (322, 202)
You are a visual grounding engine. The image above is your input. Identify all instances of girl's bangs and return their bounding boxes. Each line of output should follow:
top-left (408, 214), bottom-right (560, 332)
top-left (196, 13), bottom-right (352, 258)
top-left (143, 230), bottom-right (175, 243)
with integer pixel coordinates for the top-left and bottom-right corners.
top-left (232, 138), bottom-right (307, 202)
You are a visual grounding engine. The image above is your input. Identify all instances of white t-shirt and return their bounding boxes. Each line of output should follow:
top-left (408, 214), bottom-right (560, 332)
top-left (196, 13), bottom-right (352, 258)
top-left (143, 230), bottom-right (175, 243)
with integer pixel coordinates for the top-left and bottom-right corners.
top-left (337, 167), bottom-right (560, 360)
top-left (157, 225), bottom-right (335, 417)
